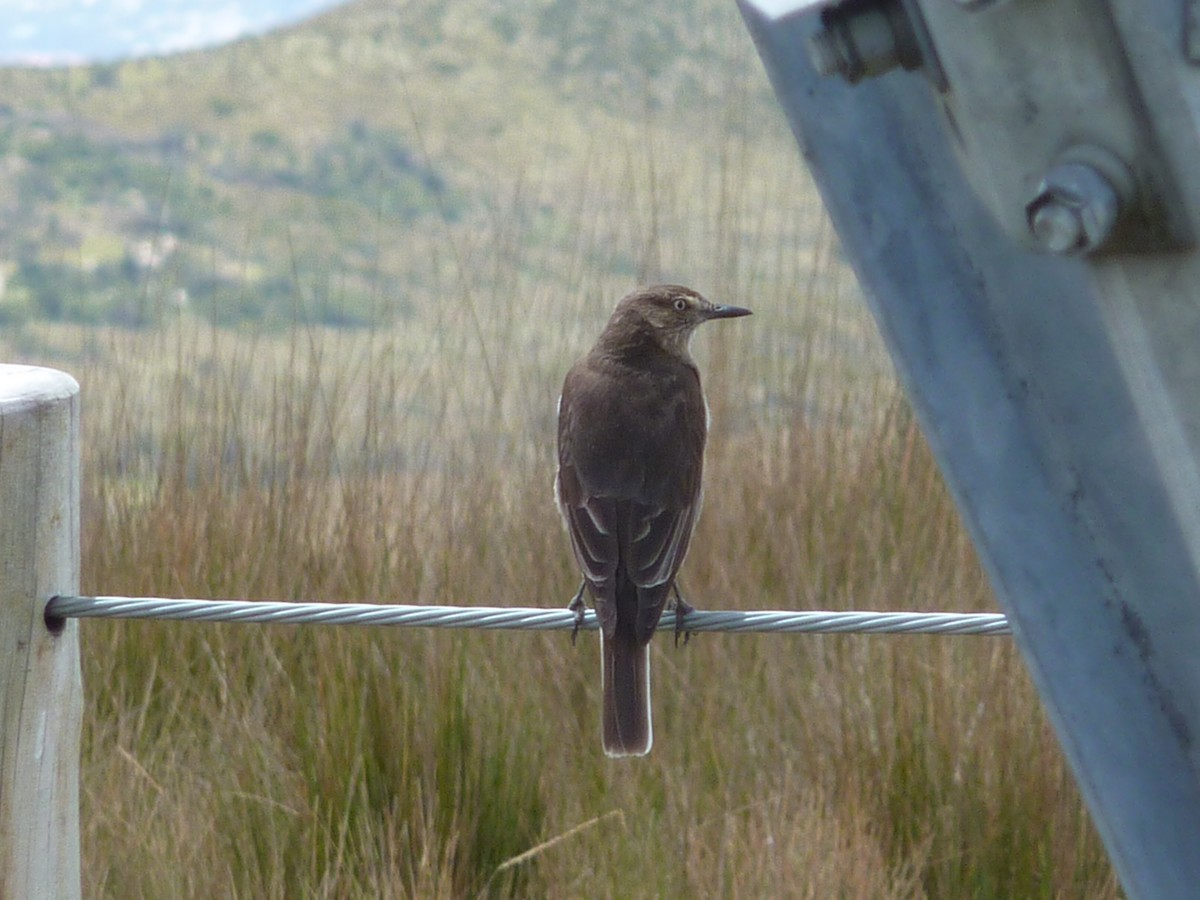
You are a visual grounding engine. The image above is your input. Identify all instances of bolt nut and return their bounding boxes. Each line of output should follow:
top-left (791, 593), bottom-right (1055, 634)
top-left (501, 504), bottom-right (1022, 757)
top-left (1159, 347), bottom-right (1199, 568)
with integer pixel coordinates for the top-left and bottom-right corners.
top-left (1025, 161), bottom-right (1122, 255)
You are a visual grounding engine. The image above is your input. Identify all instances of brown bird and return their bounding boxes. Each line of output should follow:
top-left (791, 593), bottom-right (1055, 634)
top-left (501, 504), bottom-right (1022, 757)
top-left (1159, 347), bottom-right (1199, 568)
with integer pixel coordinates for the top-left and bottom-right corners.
top-left (555, 284), bottom-right (751, 756)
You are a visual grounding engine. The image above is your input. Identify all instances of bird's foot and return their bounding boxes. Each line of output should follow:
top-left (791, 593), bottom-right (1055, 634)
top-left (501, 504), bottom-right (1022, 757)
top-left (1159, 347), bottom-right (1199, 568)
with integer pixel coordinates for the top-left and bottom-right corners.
top-left (671, 584), bottom-right (695, 648)
top-left (568, 582), bottom-right (587, 646)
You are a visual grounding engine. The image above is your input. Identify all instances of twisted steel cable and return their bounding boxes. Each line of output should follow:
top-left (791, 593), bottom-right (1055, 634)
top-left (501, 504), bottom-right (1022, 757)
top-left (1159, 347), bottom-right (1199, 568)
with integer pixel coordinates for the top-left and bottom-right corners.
top-left (46, 595), bottom-right (1011, 636)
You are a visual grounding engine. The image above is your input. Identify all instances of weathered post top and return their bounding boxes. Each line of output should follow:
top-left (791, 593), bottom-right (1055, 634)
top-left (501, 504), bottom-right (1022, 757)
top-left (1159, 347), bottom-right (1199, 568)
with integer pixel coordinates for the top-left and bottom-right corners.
top-left (0, 365), bottom-right (80, 415)
top-left (0, 364), bottom-right (82, 900)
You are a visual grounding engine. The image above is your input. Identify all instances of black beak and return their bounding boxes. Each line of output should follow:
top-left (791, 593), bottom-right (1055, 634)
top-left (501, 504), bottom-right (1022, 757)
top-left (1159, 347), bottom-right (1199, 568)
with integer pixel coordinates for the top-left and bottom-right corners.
top-left (707, 304), bottom-right (752, 320)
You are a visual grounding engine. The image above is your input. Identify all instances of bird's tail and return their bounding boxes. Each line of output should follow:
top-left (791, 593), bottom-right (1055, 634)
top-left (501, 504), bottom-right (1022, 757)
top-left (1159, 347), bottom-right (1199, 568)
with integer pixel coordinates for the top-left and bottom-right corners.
top-left (601, 628), bottom-right (652, 757)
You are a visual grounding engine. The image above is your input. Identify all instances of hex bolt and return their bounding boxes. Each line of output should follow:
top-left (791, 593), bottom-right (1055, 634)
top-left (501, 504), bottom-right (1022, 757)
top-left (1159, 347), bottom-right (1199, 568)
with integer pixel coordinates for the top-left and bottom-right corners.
top-left (807, 2), bottom-right (921, 84)
top-left (1025, 161), bottom-right (1123, 255)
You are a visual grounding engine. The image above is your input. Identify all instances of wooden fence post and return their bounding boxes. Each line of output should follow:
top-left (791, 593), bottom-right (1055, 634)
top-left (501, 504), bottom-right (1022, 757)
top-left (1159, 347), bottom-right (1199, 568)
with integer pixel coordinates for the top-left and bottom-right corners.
top-left (0, 365), bottom-right (82, 899)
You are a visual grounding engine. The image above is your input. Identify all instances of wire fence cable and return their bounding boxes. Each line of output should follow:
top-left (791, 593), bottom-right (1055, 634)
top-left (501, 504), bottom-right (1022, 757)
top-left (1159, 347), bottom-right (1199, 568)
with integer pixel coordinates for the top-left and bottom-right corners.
top-left (45, 595), bottom-right (1011, 636)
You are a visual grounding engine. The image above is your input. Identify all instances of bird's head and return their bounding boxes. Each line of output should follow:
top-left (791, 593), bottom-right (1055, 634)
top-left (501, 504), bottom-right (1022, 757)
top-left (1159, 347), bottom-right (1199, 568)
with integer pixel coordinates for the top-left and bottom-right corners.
top-left (606, 285), bottom-right (751, 357)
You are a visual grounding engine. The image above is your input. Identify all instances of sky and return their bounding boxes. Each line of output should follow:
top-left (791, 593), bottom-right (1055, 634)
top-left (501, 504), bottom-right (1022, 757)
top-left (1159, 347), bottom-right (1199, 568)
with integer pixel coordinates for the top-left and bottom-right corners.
top-left (0, 0), bottom-right (348, 66)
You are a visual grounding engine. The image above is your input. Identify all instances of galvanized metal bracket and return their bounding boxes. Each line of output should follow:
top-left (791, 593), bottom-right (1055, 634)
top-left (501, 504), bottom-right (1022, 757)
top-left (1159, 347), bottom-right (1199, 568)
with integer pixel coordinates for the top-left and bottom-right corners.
top-left (740, 1), bottom-right (1200, 896)
top-left (793, 0), bottom-right (1196, 255)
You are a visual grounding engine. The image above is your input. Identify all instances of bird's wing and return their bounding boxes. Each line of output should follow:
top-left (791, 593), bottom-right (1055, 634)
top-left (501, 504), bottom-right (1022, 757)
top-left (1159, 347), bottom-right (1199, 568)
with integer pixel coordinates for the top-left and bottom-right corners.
top-left (625, 494), bottom-right (700, 588)
top-left (556, 458), bottom-right (620, 633)
top-left (624, 493), bottom-right (701, 639)
top-left (559, 470), bottom-right (619, 586)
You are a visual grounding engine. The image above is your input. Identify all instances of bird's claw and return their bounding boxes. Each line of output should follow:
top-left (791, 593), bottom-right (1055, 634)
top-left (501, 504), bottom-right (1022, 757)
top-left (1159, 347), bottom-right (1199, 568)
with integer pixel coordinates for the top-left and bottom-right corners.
top-left (671, 584), bottom-right (695, 648)
top-left (568, 582), bottom-right (587, 646)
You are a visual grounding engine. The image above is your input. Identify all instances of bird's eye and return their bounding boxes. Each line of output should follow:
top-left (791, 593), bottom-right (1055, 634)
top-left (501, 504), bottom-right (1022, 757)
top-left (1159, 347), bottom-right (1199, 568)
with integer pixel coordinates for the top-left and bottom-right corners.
top-left (673, 298), bottom-right (687, 312)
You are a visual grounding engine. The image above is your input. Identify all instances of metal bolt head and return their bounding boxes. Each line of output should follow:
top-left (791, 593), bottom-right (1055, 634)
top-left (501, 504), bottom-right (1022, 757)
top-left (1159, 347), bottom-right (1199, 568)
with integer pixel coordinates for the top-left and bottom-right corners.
top-left (1029, 201), bottom-right (1087, 254)
top-left (1024, 162), bottom-right (1121, 255)
top-left (806, 4), bottom-right (921, 84)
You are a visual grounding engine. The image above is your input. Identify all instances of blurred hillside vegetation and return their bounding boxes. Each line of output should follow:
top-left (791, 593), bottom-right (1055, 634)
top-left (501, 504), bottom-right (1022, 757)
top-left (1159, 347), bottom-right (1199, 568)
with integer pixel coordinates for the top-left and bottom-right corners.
top-left (0, 0), bottom-right (798, 330)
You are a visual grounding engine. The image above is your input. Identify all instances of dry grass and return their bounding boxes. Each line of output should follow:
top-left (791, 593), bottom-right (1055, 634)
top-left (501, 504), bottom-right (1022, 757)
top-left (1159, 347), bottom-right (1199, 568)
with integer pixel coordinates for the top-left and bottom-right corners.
top-left (10, 306), bottom-right (1113, 897)
top-left (2, 69), bottom-right (1118, 898)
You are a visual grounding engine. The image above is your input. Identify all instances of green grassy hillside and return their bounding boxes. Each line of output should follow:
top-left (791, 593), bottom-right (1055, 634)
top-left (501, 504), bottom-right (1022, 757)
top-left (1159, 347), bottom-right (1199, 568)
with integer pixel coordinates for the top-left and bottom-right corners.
top-left (0, 0), bottom-right (789, 330)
